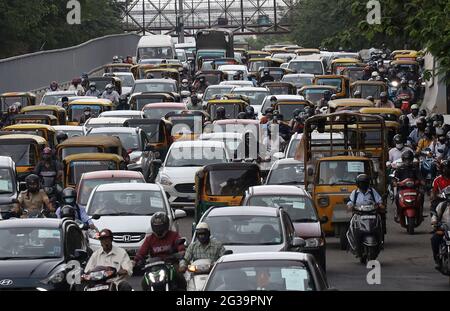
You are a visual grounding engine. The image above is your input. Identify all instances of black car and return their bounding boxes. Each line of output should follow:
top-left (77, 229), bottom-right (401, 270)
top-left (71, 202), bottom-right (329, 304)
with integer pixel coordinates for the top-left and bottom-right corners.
top-left (0, 218), bottom-right (88, 291)
top-left (0, 156), bottom-right (19, 220)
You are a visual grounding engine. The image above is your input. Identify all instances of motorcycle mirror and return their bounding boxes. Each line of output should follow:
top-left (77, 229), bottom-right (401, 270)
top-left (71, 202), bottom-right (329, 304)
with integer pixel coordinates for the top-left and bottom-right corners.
top-left (175, 237), bottom-right (187, 246)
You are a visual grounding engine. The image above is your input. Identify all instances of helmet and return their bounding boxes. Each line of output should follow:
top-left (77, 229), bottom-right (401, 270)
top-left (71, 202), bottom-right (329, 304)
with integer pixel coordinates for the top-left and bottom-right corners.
top-left (60, 205), bottom-right (76, 220)
top-left (356, 174), bottom-right (371, 192)
top-left (181, 79), bottom-right (188, 85)
top-left (42, 147), bottom-right (52, 160)
top-left (62, 187), bottom-right (77, 206)
top-left (195, 222), bottom-right (211, 244)
top-left (237, 112), bottom-right (247, 119)
top-left (195, 222), bottom-right (210, 234)
top-left (8, 104), bottom-right (18, 114)
top-left (353, 90), bottom-right (361, 98)
top-left (399, 114), bottom-right (409, 126)
top-left (263, 69), bottom-right (270, 75)
top-left (25, 174), bottom-right (40, 193)
top-left (393, 134), bottom-right (403, 145)
top-left (401, 78), bottom-right (408, 85)
top-left (56, 131), bottom-right (68, 144)
top-left (441, 160), bottom-right (450, 178)
top-left (401, 150), bottom-right (414, 165)
top-left (270, 96), bottom-right (277, 103)
top-left (105, 83), bottom-right (113, 90)
top-left (264, 107), bottom-right (274, 116)
top-left (371, 71), bottom-right (379, 78)
top-left (292, 108), bottom-right (302, 118)
top-left (216, 106), bottom-right (226, 119)
top-left (375, 76), bottom-right (383, 81)
top-left (50, 81), bottom-right (58, 90)
top-left (89, 82), bottom-right (96, 88)
top-left (410, 104), bottom-right (419, 111)
top-left (151, 212), bottom-right (169, 238)
top-left (380, 92), bottom-right (387, 99)
top-left (323, 90), bottom-right (332, 100)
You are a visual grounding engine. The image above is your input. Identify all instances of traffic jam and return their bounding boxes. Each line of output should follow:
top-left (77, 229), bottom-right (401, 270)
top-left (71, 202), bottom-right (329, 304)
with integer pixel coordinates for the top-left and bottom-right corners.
top-left (0, 28), bottom-right (448, 292)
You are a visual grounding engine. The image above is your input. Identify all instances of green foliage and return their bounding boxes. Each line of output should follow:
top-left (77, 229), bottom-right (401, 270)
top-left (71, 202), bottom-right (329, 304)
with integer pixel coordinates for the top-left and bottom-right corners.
top-left (0, 0), bottom-right (123, 59)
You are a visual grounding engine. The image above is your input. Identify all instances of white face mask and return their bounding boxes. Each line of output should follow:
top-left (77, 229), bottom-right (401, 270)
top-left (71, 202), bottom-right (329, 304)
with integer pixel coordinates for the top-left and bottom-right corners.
top-left (396, 143), bottom-right (404, 150)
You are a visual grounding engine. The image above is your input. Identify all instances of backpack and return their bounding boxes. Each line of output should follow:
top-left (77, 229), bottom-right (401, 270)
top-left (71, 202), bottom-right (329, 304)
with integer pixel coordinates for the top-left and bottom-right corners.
top-left (352, 188), bottom-right (376, 206)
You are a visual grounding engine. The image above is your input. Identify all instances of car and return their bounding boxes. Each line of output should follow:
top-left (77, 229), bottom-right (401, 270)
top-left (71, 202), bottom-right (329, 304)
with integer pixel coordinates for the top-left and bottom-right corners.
top-left (260, 95), bottom-right (305, 118)
top-left (107, 72), bottom-right (135, 95)
top-left (40, 91), bottom-right (79, 106)
top-left (98, 110), bottom-right (144, 119)
top-left (195, 206), bottom-right (305, 254)
top-left (0, 156), bottom-right (19, 220)
top-left (242, 185), bottom-right (327, 270)
top-left (219, 80), bottom-right (255, 88)
top-left (198, 132), bottom-right (244, 161)
top-left (287, 55), bottom-right (326, 75)
top-left (155, 140), bottom-right (230, 208)
top-left (0, 218), bottom-right (89, 291)
top-left (83, 117), bottom-right (128, 131)
top-left (77, 170), bottom-right (145, 209)
top-left (86, 183), bottom-right (186, 257)
top-left (231, 87), bottom-right (270, 114)
top-left (286, 131), bottom-right (345, 161)
top-left (130, 79), bottom-right (178, 96)
top-left (52, 126), bottom-right (84, 138)
top-left (203, 252), bottom-right (330, 291)
top-left (142, 102), bottom-right (187, 120)
top-left (202, 85), bottom-right (235, 106)
top-left (217, 65), bottom-right (249, 80)
top-left (85, 127), bottom-right (153, 177)
top-left (281, 73), bottom-right (315, 89)
top-left (265, 159), bottom-right (305, 187)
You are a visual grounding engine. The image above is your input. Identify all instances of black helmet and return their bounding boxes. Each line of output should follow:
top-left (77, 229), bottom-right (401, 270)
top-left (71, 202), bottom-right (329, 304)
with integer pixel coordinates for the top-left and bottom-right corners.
top-left (60, 205), bottom-right (76, 220)
top-left (62, 187), bottom-right (77, 206)
top-left (353, 90), bottom-right (361, 98)
top-left (292, 108), bottom-right (302, 118)
top-left (393, 134), bottom-right (403, 145)
top-left (25, 174), bottom-right (40, 192)
top-left (216, 106), bottom-right (226, 119)
top-left (356, 174), bottom-right (370, 192)
top-left (323, 90), bottom-right (332, 99)
top-left (264, 107), bottom-right (274, 115)
top-left (237, 112), bottom-right (247, 119)
top-left (245, 105), bottom-right (255, 115)
top-left (399, 114), bottom-right (409, 126)
top-left (442, 160), bottom-right (450, 178)
top-left (151, 212), bottom-right (170, 238)
top-left (56, 132), bottom-right (68, 144)
top-left (419, 109), bottom-right (427, 117)
top-left (401, 150), bottom-right (414, 165)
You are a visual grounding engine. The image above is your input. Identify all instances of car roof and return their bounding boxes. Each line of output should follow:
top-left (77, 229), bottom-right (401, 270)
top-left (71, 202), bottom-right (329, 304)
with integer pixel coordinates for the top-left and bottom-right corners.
top-left (206, 206), bottom-right (279, 217)
top-left (199, 132), bottom-right (243, 139)
top-left (248, 185), bottom-right (308, 196)
top-left (135, 79), bottom-right (176, 84)
top-left (0, 218), bottom-right (63, 229)
top-left (44, 91), bottom-right (78, 96)
top-left (81, 170), bottom-right (144, 180)
top-left (233, 87), bottom-right (268, 92)
top-left (100, 110), bottom-right (143, 116)
top-left (0, 156), bottom-right (14, 167)
top-left (171, 140), bottom-right (226, 148)
top-left (283, 73), bottom-right (315, 78)
top-left (88, 127), bottom-right (138, 134)
top-left (263, 95), bottom-right (304, 100)
top-left (217, 252), bottom-right (311, 263)
top-left (85, 117), bottom-right (128, 124)
top-left (94, 182), bottom-right (161, 192)
top-left (273, 158), bottom-right (304, 166)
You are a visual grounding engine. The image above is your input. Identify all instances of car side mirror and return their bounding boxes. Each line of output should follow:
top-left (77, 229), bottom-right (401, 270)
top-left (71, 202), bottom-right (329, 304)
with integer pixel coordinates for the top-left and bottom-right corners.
top-left (223, 250), bottom-right (233, 256)
top-left (291, 237), bottom-right (306, 248)
top-left (320, 216), bottom-right (329, 224)
top-left (173, 209), bottom-right (187, 219)
top-left (19, 182), bottom-right (27, 192)
top-left (72, 249), bottom-right (88, 262)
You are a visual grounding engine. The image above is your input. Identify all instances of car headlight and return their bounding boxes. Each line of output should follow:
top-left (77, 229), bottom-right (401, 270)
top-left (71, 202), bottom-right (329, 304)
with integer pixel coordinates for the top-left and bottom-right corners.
top-left (305, 238), bottom-right (324, 248)
top-left (159, 175), bottom-right (173, 186)
top-left (41, 265), bottom-right (67, 285)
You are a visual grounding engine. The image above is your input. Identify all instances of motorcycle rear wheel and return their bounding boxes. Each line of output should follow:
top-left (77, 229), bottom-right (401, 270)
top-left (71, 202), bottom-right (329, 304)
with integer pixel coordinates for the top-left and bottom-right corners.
top-left (367, 245), bottom-right (378, 261)
top-left (407, 217), bottom-right (415, 235)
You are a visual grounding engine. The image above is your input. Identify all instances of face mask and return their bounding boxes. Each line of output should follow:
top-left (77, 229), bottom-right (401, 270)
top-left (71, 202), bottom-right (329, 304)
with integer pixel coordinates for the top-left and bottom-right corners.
top-left (412, 110), bottom-right (418, 116)
top-left (396, 144), bottom-right (404, 150)
top-left (64, 197), bottom-right (75, 204)
top-left (197, 234), bottom-right (209, 244)
top-left (359, 184), bottom-right (369, 192)
top-left (90, 87), bottom-right (95, 91)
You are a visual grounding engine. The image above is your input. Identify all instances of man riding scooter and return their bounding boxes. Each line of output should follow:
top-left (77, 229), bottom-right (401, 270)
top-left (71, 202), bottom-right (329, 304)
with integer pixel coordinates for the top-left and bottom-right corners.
top-left (431, 186), bottom-right (450, 270)
top-left (431, 160), bottom-right (450, 214)
top-left (34, 147), bottom-right (63, 202)
top-left (56, 187), bottom-right (97, 230)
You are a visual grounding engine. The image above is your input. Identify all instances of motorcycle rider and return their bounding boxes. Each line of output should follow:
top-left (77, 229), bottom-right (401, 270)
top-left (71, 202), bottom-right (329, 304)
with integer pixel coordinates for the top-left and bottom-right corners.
top-left (260, 107), bottom-right (274, 125)
top-left (49, 81), bottom-right (59, 92)
top-left (34, 147), bottom-right (63, 197)
top-left (79, 107), bottom-right (94, 125)
top-left (68, 77), bottom-right (85, 95)
top-left (416, 127), bottom-right (433, 153)
top-left (408, 117), bottom-right (426, 148)
top-left (85, 82), bottom-right (101, 97)
top-left (215, 106), bottom-right (227, 121)
top-left (192, 76), bottom-right (209, 94)
top-left (430, 160), bottom-right (450, 214)
top-left (81, 73), bottom-right (90, 92)
top-left (56, 187), bottom-right (97, 229)
top-left (389, 134), bottom-right (413, 163)
top-left (368, 71), bottom-right (379, 81)
top-left (133, 212), bottom-right (187, 291)
top-left (83, 229), bottom-right (134, 291)
top-left (101, 84), bottom-right (120, 107)
top-left (12, 174), bottom-right (51, 218)
top-left (1, 104), bottom-right (20, 127)
top-left (376, 92), bottom-right (395, 108)
top-left (431, 186), bottom-right (450, 269)
top-left (259, 69), bottom-right (274, 84)
top-left (429, 135), bottom-right (448, 160)
top-left (289, 108), bottom-right (302, 129)
top-left (180, 79), bottom-right (191, 92)
top-left (179, 223), bottom-right (226, 273)
top-left (396, 78), bottom-right (415, 102)
top-left (244, 105), bottom-right (256, 120)
top-left (407, 104), bottom-right (420, 127)
top-left (362, 66), bottom-right (372, 80)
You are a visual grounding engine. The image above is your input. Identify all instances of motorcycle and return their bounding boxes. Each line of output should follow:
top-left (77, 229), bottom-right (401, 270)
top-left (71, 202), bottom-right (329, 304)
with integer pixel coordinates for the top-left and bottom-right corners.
top-left (420, 149), bottom-right (438, 193)
top-left (81, 266), bottom-right (117, 291)
top-left (186, 259), bottom-right (213, 291)
top-left (434, 222), bottom-right (450, 281)
top-left (388, 79), bottom-right (400, 101)
top-left (142, 255), bottom-right (182, 291)
top-left (346, 204), bottom-right (384, 264)
top-left (39, 170), bottom-right (61, 202)
top-left (395, 93), bottom-right (413, 114)
top-left (395, 177), bottom-right (424, 234)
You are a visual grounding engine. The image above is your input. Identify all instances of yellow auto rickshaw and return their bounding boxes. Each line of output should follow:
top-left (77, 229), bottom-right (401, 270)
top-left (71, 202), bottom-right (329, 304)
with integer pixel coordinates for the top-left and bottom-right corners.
top-left (391, 50), bottom-right (418, 61)
top-left (359, 107), bottom-right (401, 146)
top-left (340, 66), bottom-right (367, 82)
top-left (144, 68), bottom-right (180, 84)
top-left (194, 163), bottom-right (262, 223)
top-left (63, 153), bottom-right (125, 188)
top-left (274, 100), bottom-right (315, 123)
top-left (11, 114), bottom-right (58, 126)
top-left (21, 105), bottom-right (67, 125)
top-left (128, 92), bottom-right (176, 111)
top-left (247, 58), bottom-right (284, 75)
top-left (247, 50), bottom-right (271, 60)
top-left (0, 134), bottom-right (47, 180)
top-left (298, 85), bottom-right (338, 106)
top-left (294, 48), bottom-right (321, 56)
top-left (206, 99), bottom-right (249, 121)
top-left (131, 64), bottom-right (159, 80)
top-left (163, 110), bottom-right (209, 142)
top-left (327, 98), bottom-right (374, 113)
top-left (350, 81), bottom-right (387, 102)
top-left (103, 63), bottom-right (133, 74)
top-left (3, 124), bottom-right (58, 148)
top-left (66, 99), bottom-right (113, 125)
top-left (56, 136), bottom-right (126, 161)
top-left (0, 92), bottom-right (37, 111)
top-left (330, 58), bottom-right (363, 75)
top-left (313, 75), bottom-right (351, 98)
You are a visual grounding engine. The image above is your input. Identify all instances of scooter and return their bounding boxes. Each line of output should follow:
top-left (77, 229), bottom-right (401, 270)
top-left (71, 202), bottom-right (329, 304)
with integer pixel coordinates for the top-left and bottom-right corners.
top-left (39, 171), bottom-right (61, 202)
top-left (434, 222), bottom-right (450, 282)
top-left (346, 204), bottom-right (384, 264)
top-left (395, 177), bottom-right (424, 234)
top-left (395, 93), bottom-right (413, 114)
top-left (186, 258), bottom-right (213, 291)
top-left (81, 266), bottom-right (117, 291)
top-left (420, 149), bottom-right (437, 193)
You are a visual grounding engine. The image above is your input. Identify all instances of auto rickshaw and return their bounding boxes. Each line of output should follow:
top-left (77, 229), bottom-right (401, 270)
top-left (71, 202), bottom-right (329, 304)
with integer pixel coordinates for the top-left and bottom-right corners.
top-left (313, 75), bottom-right (351, 98)
top-left (340, 66), bottom-right (366, 82)
top-left (66, 98), bottom-right (113, 125)
top-left (330, 58), bottom-right (363, 75)
top-left (131, 64), bottom-right (157, 79)
top-left (155, 63), bottom-right (185, 75)
top-left (274, 100), bottom-right (315, 122)
top-left (299, 112), bottom-right (387, 248)
top-left (359, 107), bottom-right (401, 146)
top-left (212, 58), bottom-right (239, 69)
top-left (247, 58), bottom-right (284, 75)
top-left (327, 98), bottom-right (374, 113)
top-left (103, 63), bottom-right (133, 74)
top-left (142, 102), bottom-right (187, 120)
top-left (0, 92), bottom-right (37, 111)
top-left (206, 99), bottom-right (248, 121)
top-left (21, 105), bottom-right (67, 125)
top-left (89, 76), bottom-right (122, 95)
top-left (260, 82), bottom-right (295, 95)
top-left (350, 81), bottom-right (387, 102)
top-left (56, 136), bottom-right (126, 161)
top-left (298, 85), bottom-right (337, 106)
top-left (389, 60), bottom-right (420, 79)
top-left (194, 163), bottom-right (262, 223)
top-left (11, 114), bottom-right (58, 126)
top-left (294, 48), bottom-right (321, 56)
top-left (391, 50), bottom-right (418, 61)
top-left (3, 124), bottom-right (58, 148)
top-left (128, 92), bottom-right (176, 111)
top-left (63, 153), bottom-right (126, 188)
top-left (256, 67), bottom-right (292, 82)
top-left (144, 68), bottom-right (180, 84)
top-left (247, 50), bottom-right (271, 60)
top-left (163, 110), bottom-right (208, 141)
top-left (0, 134), bottom-right (47, 180)
top-left (194, 70), bottom-right (227, 85)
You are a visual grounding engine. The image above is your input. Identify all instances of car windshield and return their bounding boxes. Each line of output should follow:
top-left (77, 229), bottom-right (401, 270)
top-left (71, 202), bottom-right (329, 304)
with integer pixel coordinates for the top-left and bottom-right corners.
top-left (206, 169), bottom-right (259, 196)
top-left (133, 123), bottom-right (160, 143)
top-left (282, 76), bottom-right (314, 88)
top-left (133, 82), bottom-right (176, 93)
top-left (169, 117), bottom-right (201, 135)
top-left (88, 190), bottom-right (165, 216)
top-left (165, 146), bottom-right (227, 167)
top-left (0, 144), bottom-right (36, 166)
top-left (206, 215), bottom-right (282, 245)
top-left (69, 105), bottom-right (102, 122)
top-left (79, 178), bottom-right (144, 205)
top-left (90, 80), bottom-right (110, 92)
top-left (248, 195), bottom-right (316, 221)
top-left (7, 129), bottom-right (45, 139)
top-left (143, 108), bottom-right (183, 119)
top-left (1, 96), bottom-right (29, 110)
top-left (0, 168), bottom-right (14, 194)
top-left (303, 90), bottom-right (329, 105)
top-left (248, 61), bottom-right (268, 72)
top-left (69, 161), bottom-right (117, 185)
top-left (277, 104), bottom-right (306, 119)
top-left (232, 91), bottom-right (268, 106)
top-left (204, 87), bottom-right (233, 101)
top-left (289, 62), bottom-right (323, 75)
top-left (315, 78), bottom-right (342, 92)
top-left (138, 47), bottom-right (173, 59)
top-left (88, 132), bottom-right (139, 151)
top-left (318, 160), bottom-right (368, 185)
top-left (41, 95), bottom-right (64, 106)
top-left (210, 104), bottom-right (241, 119)
top-left (61, 147), bottom-right (100, 159)
top-left (116, 75), bottom-right (134, 87)
top-left (354, 85), bottom-right (383, 99)
top-left (267, 163), bottom-right (304, 185)
top-left (0, 227), bottom-right (62, 259)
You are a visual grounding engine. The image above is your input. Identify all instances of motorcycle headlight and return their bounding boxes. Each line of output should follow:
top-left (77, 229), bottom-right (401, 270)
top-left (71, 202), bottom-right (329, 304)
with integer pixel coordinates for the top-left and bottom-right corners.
top-left (391, 81), bottom-right (399, 87)
top-left (305, 238), bottom-right (324, 248)
top-left (158, 269), bottom-right (166, 282)
top-left (159, 175), bottom-right (173, 186)
top-left (149, 272), bottom-right (156, 283)
top-left (421, 81), bottom-right (426, 86)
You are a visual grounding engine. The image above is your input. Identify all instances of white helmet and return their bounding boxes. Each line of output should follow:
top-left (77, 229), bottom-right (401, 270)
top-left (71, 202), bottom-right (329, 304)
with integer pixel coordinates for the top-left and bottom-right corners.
top-left (196, 222), bottom-right (210, 231)
top-left (371, 71), bottom-right (379, 78)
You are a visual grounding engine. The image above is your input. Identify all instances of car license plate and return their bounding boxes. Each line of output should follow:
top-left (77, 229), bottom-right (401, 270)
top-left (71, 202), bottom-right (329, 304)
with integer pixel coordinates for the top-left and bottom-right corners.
top-left (86, 285), bottom-right (110, 291)
top-left (361, 215), bottom-right (376, 219)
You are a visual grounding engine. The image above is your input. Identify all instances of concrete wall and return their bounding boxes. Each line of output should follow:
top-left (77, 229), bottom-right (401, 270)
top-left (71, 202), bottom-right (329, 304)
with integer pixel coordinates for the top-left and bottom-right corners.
top-left (0, 33), bottom-right (141, 94)
top-left (422, 53), bottom-right (448, 113)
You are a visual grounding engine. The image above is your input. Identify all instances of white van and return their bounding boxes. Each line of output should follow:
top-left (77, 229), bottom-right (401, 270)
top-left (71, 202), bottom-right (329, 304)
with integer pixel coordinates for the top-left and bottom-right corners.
top-left (136, 35), bottom-right (176, 62)
top-left (287, 55), bottom-right (327, 75)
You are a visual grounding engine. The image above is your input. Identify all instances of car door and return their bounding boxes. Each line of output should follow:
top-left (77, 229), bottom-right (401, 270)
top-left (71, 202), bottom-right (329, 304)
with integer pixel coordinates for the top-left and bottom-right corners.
top-left (281, 211), bottom-right (297, 251)
top-left (64, 222), bottom-right (87, 261)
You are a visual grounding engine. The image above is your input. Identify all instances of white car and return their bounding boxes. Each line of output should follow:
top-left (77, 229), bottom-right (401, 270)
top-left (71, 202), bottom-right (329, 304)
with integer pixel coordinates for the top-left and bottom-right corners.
top-left (106, 72), bottom-right (135, 96)
top-left (156, 140), bottom-right (230, 207)
top-left (41, 91), bottom-right (78, 105)
top-left (231, 87), bottom-right (270, 116)
top-left (198, 132), bottom-right (244, 161)
top-left (83, 117), bottom-right (128, 131)
top-left (217, 65), bottom-right (249, 80)
top-left (220, 80), bottom-right (254, 88)
top-left (86, 183), bottom-right (186, 256)
top-left (52, 125), bottom-right (84, 138)
top-left (98, 110), bottom-right (144, 119)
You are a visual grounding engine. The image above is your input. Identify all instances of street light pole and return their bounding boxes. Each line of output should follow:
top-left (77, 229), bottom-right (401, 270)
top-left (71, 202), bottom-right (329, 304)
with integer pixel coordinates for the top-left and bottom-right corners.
top-left (178, 0), bottom-right (184, 43)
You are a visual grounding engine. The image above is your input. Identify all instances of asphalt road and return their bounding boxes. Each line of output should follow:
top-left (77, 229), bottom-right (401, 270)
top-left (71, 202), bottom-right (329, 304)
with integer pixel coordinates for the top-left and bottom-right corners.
top-left (130, 203), bottom-right (450, 291)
